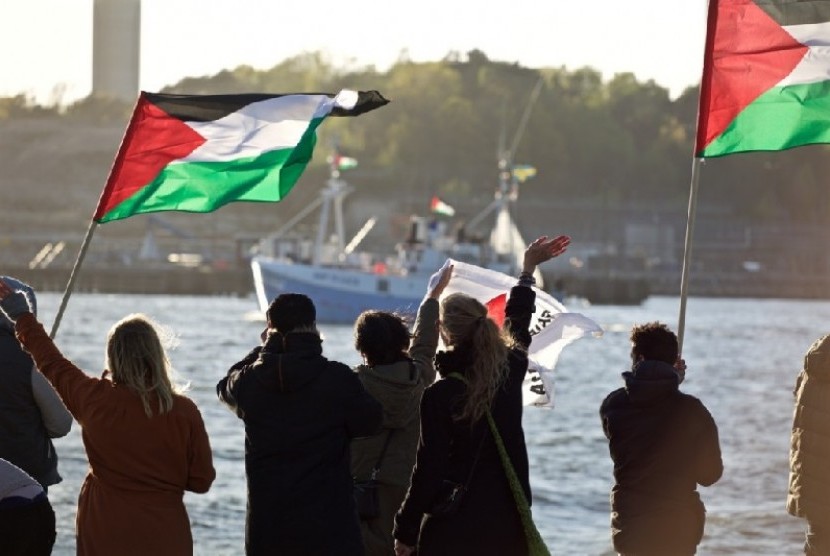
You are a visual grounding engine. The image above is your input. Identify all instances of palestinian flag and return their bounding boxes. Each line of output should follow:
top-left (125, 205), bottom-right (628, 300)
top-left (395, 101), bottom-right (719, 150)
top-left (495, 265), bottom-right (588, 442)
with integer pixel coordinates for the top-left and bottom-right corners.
top-left (93, 90), bottom-right (388, 223)
top-left (430, 195), bottom-right (456, 216)
top-left (696, 1), bottom-right (830, 157)
top-left (331, 153), bottom-right (358, 171)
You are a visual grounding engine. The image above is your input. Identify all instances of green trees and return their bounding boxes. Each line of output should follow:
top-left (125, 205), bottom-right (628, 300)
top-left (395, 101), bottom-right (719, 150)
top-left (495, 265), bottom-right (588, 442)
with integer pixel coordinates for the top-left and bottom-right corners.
top-left (4, 48), bottom-right (830, 227)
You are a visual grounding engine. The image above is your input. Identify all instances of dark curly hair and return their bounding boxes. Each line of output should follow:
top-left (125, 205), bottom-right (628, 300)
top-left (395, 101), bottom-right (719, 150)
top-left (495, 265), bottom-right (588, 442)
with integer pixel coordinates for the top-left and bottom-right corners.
top-left (630, 321), bottom-right (678, 365)
top-left (353, 311), bottom-right (412, 367)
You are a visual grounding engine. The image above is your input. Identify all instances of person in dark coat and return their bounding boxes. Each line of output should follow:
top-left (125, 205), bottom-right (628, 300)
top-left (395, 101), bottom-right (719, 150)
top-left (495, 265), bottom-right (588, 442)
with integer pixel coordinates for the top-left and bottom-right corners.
top-left (0, 276), bottom-right (72, 490)
top-left (393, 235), bottom-right (571, 556)
top-left (351, 264), bottom-right (451, 555)
top-left (218, 293), bottom-right (383, 556)
top-left (600, 322), bottom-right (723, 556)
top-left (787, 334), bottom-right (830, 555)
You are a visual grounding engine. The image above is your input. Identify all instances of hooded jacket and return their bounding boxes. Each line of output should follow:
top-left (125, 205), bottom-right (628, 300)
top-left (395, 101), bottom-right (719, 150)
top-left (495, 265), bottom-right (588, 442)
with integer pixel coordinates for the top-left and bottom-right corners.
top-left (600, 360), bottom-right (723, 554)
top-left (788, 334), bottom-right (830, 523)
top-left (0, 276), bottom-right (71, 488)
top-left (218, 331), bottom-right (383, 556)
top-left (351, 298), bottom-right (439, 487)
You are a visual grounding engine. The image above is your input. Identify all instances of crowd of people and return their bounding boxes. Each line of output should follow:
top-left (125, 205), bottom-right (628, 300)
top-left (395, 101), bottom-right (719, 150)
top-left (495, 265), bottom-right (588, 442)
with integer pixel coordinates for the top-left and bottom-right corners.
top-left (0, 232), bottom-right (823, 555)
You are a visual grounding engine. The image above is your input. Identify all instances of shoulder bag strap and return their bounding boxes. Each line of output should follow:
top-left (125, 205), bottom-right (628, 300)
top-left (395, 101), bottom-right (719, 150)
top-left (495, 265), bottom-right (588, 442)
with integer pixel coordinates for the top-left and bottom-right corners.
top-left (486, 410), bottom-right (551, 556)
top-left (370, 428), bottom-right (396, 480)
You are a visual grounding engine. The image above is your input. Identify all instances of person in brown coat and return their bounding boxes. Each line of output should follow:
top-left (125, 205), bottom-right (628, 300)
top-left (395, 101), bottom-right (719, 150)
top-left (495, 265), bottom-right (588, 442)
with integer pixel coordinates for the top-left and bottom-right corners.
top-left (0, 279), bottom-right (216, 556)
top-left (788, 334), bottom-right (830, 555)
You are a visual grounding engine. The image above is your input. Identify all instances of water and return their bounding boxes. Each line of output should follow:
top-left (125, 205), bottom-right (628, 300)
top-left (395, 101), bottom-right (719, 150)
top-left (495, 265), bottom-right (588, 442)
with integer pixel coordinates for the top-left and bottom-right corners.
top-left (33, 292), bottom-right (816, 555)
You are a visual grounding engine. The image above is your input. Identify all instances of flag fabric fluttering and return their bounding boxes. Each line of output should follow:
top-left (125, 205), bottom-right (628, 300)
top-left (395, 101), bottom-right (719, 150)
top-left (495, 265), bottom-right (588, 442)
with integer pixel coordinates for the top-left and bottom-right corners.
top-left (430, 195), bottom-right (456, 217)
top-left (696, 1), bottom-right (830, 158)
top-left (512, 164), bottom-right (537, 183)
top-left (332, 154), bottom-right (358, 171)
top-left (432, 259), bottom-right (603, 407)
top-left (93, 89), bottom-right (388, 223)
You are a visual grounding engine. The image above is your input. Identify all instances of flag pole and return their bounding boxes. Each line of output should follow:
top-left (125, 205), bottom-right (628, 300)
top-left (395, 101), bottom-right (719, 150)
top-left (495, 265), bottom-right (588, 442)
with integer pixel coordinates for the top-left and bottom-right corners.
top-left (50, 218), bottom-right (98, 338)
top-left (677, 157), bottom-right (703, 353)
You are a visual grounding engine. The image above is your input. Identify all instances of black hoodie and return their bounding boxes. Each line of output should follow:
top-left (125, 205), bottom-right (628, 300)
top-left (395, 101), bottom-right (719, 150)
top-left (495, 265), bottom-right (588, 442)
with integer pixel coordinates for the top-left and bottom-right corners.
top-left (600, 359), bottom-right (723, 554)
top-left (218, 331), bottom-right (383, 556)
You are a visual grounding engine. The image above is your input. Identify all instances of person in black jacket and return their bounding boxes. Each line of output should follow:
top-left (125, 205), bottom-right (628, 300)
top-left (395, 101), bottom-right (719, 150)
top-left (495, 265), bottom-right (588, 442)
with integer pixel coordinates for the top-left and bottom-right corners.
top-left (393, 235), bottom-right (571, 556)
top-left (218, 293), bottom-right (383, 556)
top-left (600, 322), bottom-right (723, 556)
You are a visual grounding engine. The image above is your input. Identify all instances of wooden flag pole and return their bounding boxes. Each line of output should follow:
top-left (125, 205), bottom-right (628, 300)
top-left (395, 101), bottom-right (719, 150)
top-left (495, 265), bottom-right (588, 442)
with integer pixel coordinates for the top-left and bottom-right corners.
top-left (50, 218), bottom-right (99, 339)
top-left (677, 157), bottom-right (703, 353)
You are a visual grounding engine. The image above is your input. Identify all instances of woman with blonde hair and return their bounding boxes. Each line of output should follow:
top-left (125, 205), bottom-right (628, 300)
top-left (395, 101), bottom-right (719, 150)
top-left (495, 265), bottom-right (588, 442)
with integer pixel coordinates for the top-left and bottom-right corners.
top-left (393, 235), bottom-right (570, 556)
top-left (0, 282), bottom-right (215, 556)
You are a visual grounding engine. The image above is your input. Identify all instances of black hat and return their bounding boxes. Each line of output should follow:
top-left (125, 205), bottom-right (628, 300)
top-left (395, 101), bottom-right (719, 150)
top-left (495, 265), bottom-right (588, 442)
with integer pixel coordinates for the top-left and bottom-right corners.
top-left (267, 293), bottom-right (316, 333)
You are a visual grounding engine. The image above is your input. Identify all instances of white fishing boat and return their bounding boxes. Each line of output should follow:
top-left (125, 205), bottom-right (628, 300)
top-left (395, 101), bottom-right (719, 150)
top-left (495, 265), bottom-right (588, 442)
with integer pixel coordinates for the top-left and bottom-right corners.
top-left (251, 80), bottom-right (547, 323)
top-left (250, 158), bottom-right (538, 324)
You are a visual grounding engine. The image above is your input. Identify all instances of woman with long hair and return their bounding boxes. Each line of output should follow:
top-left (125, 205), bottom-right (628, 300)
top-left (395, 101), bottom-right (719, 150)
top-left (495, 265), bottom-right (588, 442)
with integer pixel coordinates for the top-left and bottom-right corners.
top-left (393, 235), bottom-right (570, 556)
top-left (0, 281), bottom-right (215, 556)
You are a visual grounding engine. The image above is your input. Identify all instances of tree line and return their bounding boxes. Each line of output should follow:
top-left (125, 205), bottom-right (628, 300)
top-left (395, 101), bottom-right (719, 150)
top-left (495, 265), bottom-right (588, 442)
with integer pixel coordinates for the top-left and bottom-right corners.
top-left (4, 49), bottom-right (830, 227)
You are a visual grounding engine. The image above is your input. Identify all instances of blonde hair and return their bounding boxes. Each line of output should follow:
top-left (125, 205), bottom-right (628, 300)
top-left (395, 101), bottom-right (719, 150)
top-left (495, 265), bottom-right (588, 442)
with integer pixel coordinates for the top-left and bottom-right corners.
top-left (440, 293), bottom-right (517, 422)
top-left (105, 313), bottom-right (180, 417)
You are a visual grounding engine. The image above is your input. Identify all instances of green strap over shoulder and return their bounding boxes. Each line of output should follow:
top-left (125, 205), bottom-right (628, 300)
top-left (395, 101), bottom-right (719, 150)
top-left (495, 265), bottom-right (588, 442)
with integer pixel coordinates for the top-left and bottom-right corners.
top-left (446, 372), bottom-right (550, 555)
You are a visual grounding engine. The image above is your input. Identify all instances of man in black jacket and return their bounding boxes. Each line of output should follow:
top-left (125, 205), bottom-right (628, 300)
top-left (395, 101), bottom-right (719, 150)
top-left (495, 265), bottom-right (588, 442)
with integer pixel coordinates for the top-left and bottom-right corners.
top-left (218, 293), bottom-right (383, 556)
top-left (600, 322), bottom-right (723, 556)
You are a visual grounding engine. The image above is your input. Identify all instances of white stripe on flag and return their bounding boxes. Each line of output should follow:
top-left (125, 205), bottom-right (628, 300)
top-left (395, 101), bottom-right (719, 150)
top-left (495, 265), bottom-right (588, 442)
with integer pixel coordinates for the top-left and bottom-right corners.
top-left (436, 259), bottom-right (603, 407)
top-left (182, 94), bottom-right (336, 163)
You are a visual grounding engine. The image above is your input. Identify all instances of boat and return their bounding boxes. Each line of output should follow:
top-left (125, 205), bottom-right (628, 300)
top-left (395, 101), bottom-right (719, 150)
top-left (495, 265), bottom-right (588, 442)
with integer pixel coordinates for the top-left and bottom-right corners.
top-left (251, 81), bottom-right (548, 323)
top-left (250, 156), bottom-right (539, 324)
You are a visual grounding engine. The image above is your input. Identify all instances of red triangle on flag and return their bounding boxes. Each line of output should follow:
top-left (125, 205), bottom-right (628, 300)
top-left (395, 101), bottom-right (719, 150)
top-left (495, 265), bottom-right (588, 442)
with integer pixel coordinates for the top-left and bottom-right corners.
top-left (485, 293), bottom-right (507, 328)
top-left (696, 0), bottom-right (808, 155)
top-left (94, 94), bottom-right (206, 221)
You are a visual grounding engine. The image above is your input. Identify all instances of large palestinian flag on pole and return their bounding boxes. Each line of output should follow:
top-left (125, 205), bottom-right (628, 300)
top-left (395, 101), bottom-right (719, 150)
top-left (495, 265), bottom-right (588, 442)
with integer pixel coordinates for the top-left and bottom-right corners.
top-left (696, 0), bottom-right (830, 158)
top-left (93, 90), bottom-right (388, 223)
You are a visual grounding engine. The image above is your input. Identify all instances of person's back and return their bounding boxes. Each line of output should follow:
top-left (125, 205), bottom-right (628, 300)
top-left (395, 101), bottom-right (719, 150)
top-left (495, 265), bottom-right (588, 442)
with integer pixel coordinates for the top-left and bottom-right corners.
top-left (0, 276), bottom-right (71, 489)
top-left (351, 265), bottom-right (449, 555)
top-left (218, 293), bottom-right (382, 556)
top-left (788, 334), bottom-right (830, 554)
top-left (600, 322), bottom-right (722, 556)
top-left (0, 284), bottom-right (216, 556)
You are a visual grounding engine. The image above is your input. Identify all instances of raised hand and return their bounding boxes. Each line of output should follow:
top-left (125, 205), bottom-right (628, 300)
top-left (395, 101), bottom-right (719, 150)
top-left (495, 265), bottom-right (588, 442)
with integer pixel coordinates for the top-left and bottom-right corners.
top-left (427, 262), bottom-right (454, 299)
top-left (0, 279), bottom-right (32, 322)
top-left (522, 235), bottom-right (571, 273)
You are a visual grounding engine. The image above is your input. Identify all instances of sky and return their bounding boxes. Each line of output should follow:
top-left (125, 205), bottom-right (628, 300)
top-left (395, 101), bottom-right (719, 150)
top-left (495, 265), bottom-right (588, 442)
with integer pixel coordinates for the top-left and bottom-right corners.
top-left (1, 0), bottom-right (709, 105)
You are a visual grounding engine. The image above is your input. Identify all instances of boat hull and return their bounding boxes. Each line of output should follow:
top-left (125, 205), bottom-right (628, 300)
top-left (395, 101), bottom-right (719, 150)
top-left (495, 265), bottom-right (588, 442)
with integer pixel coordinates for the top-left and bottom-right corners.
top-left (251, 257), bottom-right (428, 324)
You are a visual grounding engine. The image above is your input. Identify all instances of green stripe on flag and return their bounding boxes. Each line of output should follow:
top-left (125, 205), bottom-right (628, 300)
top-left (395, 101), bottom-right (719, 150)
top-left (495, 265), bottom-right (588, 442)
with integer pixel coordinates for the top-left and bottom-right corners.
top-left (699, 79), bottom-right (830, 158)
top-left (98, 119), bottom-right (321, 223)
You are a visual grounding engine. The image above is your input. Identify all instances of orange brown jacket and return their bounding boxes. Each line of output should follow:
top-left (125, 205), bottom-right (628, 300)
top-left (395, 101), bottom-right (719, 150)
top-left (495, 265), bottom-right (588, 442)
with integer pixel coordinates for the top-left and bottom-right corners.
top-left (13, 313), bottom-right (215, 556)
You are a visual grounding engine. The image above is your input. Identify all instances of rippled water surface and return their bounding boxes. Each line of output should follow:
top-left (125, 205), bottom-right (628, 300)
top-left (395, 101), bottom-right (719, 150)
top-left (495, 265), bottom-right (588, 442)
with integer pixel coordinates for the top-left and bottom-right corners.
top-left (35, 292), bottom-right (819, 555)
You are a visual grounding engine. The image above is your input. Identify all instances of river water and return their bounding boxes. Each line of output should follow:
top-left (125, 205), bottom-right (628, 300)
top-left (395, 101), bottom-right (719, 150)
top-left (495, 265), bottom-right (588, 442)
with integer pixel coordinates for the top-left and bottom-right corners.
top-left (34, 292), bottom-right (816, 555)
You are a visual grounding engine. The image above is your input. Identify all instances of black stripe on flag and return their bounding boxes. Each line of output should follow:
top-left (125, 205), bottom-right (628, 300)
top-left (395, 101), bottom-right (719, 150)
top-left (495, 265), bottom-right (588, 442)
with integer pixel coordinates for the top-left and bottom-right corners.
top-left (755, 0), bottom-right (830, 27)
top-left (143, 91), bottom-right (389, 123)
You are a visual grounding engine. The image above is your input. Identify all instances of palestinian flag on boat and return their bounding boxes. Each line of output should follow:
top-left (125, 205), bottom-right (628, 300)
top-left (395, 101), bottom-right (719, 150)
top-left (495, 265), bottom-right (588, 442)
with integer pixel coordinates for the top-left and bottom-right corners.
top-left (430, 195), bottom-right (456, 216)
top-left (696, 0), bottom-right (830, 157)
top-left (93, 90), bottom-right (388, 223)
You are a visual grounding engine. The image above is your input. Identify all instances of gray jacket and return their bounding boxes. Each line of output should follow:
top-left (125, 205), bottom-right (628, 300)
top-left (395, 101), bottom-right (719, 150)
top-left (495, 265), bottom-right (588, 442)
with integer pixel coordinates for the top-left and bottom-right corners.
top-left (351, 298), bottom-right (439, 487)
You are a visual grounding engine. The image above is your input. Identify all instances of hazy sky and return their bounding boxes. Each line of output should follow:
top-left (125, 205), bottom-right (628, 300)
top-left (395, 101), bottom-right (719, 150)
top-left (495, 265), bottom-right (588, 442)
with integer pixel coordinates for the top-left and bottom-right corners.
top-left (1, 0), bottom-right (708, 105)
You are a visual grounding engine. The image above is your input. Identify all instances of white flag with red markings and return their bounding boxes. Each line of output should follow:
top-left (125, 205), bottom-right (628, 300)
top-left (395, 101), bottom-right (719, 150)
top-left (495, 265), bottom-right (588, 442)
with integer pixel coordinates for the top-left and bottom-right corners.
top-left (432, 259), bottom-right (603, 407)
